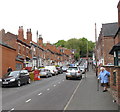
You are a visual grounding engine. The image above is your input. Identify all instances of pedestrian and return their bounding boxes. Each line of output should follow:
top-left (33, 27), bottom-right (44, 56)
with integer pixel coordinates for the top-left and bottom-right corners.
top-left (7, 67), bottom-right (12, 73)
top-left (98, 67), bottom-right (110, 92)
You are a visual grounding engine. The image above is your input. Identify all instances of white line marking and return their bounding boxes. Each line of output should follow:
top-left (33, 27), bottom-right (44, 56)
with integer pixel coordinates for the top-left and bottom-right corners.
top-left (63, 80), bottom-right (64, 81)
top-left (63, 80), bottom-right (82, 110)
top-left (25, 99), bottom-right (31, 103)
top-left (58, 82), bottom-right (61, 84)
top-left (8, 108), bottom-right (15, 112)
top-left (38, 93), bottom-right (42, 96)
top-left (47, 88), bottom-right (50, 91)
top-left (54, 85), bottom-right (56, 87)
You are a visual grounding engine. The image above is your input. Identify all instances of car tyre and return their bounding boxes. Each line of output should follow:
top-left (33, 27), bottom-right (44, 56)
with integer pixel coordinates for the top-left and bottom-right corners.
top-left (17, 80), bottom-right (21, 87)
top-left (27, 78), bottom-right (31, 84)
top-left (66, 76), bottom-right (68, 80)
top-left (46, 75), bottom-right (48, 78)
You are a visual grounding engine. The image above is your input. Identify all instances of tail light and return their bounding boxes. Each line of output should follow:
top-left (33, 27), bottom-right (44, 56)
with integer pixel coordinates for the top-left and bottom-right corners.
top-left (78, 71), bottom-right (80, 73)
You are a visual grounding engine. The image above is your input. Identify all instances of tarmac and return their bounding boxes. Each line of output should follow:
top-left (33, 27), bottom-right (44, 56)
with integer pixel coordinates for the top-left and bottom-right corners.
top-left (65, 65), bottom-right (119, 111)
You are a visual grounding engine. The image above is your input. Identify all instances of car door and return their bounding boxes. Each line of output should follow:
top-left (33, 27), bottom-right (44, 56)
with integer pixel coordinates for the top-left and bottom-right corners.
top-left (19, 71), bottom-right (26, 84)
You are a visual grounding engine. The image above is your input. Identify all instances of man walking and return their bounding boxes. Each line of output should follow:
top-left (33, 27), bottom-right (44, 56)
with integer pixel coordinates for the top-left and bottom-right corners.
top-left (98, 67), bottom-right (110, 92)
top-left (7, 67), bottom-right (12, 73)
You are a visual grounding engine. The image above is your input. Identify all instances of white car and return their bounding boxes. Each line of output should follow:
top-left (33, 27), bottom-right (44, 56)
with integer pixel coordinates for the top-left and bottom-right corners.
top-left (79, 66), bottom-right (86, 74)
top-left (39, 68), bottom-right (52, 78)
top-left (45, 66), bottom-right (58, 76)
top-left (66, 67), bottom-right (82, 80)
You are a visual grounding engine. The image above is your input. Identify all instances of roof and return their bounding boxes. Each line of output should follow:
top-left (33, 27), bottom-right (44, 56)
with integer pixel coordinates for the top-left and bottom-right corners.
top-left (109, 42), bottom-right (120, 55)
top-left (102, 22), bottom-right (118, 37)
top-left (0, 41), bottom-right (16, 50)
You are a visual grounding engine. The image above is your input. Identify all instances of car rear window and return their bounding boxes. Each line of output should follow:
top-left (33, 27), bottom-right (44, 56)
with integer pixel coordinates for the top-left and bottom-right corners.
top-left (68, 67), bottom-right (78, 70)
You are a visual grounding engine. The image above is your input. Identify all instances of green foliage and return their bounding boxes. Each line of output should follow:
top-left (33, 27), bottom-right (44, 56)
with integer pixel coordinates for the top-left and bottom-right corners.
top-left (54, 40), bottom-right (66, 47)
top-left (54, 37), bottom-right (95, 59)
top-left (74, 53), bottom-right (80, 61)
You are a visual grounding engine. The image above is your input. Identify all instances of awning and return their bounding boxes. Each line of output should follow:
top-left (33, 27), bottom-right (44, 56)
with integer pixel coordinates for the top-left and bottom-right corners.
top-left (109, 42), bottom-right (120, 55)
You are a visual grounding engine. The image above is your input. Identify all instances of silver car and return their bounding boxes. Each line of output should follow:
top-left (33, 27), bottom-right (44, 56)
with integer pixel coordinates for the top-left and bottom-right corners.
top-left (79, 66), bottom-right (86, 74)
top-left (66, 67), bottom-right (82, 80)
top-left (39, 69), bottom-right (52, 78)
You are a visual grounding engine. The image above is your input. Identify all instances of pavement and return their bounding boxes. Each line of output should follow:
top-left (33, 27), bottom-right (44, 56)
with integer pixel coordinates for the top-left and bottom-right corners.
top-left (65, 65), bottom-right (119, 111)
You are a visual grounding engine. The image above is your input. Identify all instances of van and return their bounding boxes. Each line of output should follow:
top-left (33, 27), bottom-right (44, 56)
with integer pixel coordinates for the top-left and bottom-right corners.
top-left (45, 66), bottom-right (58, 76)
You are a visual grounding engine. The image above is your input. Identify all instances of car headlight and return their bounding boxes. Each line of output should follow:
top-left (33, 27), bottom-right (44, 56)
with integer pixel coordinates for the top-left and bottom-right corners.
top-left (0, 79), bottom-right (2, 82)
top-left (10, 78), bottom-right (15, 82)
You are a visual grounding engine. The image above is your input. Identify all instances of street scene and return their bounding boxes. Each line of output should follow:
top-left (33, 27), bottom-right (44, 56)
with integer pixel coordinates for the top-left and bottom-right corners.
top-left (0, 0), bottom-right (120, 112)
top-left (2, 63), bottom-right (118, 111)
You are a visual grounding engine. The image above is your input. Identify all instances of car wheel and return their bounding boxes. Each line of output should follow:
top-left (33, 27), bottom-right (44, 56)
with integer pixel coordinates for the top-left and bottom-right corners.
top-left (66, 76), bottom-right (68, 80)
top-left (27, 78), bottom-right (31, 84)
top-left (46, 75), bottom-right (48, 78)
top-left (17, 80), bottom-right (21, 87)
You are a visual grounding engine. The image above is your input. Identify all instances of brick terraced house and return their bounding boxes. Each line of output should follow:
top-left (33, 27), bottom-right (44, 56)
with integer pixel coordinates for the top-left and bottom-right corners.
top-left (96, 22), bottom-right (118, 66)
top-left (0, 27), bottom-right (74, 77)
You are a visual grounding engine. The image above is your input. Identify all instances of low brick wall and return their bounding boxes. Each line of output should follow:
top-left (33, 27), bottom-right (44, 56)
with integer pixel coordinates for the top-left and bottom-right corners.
top-left (103, 66), bottom-right (120, 105)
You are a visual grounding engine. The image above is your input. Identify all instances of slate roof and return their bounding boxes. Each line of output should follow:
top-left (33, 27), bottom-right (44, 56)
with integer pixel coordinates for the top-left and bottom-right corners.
top-left (102, 22), bottom-right (118, 37)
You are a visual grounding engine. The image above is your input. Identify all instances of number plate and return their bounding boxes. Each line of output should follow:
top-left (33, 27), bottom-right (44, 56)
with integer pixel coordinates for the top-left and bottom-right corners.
top-left (3, 82), bottom-right (8, 84)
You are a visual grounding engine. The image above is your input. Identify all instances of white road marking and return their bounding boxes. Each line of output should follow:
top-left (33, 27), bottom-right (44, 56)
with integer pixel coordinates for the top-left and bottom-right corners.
top-left (25, 99), bottom-right (31, 103)
top-left (63, 80), bottom-right (64, 81)
top-left (47, 88), bottom-right (50, 91)
top-left (54, 85), bottom-right (56, 87)
top-left (63, 80), bottom-right (82, 111)
top-left (8, 108), bottom-right (15, 112)
top-left (38, 93), bottom-right (42, 96)
top-left (58, 82), bottom-right (61, 84)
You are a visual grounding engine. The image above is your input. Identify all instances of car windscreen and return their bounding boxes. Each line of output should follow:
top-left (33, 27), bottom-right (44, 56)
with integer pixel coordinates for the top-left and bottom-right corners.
top-left (6, 71), bottom-right (19, 77)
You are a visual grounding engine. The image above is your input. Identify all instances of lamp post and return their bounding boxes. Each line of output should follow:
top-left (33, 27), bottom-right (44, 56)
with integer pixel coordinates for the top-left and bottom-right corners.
top-left (95, 23), bottom-right (98, 77)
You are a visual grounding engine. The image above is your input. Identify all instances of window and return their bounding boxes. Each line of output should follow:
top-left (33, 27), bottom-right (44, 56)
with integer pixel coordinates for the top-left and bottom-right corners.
top-left (113, 71), bottom-right (116, 86)
top-left (18, 44), bottom-right (21, 54)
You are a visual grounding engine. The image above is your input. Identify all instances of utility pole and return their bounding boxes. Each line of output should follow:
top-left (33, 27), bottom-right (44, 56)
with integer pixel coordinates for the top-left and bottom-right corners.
top-left (95, 23), bottom-right (98, 77)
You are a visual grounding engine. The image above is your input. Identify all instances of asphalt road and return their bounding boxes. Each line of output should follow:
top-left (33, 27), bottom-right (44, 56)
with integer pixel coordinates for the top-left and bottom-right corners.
top-left (2, 67), bottom-right (118, 111)
top-left (2, 73), bottom-right (82, 111)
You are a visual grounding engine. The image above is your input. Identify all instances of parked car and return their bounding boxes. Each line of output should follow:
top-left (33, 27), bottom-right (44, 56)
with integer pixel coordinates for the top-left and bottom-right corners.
top-left (2, 70), bottom-right (31, 87)
top-left (45, 66), bottom-right (58, 76)
top-left (39, 68), bottom-right (52, 78)
top-left (56, 67), bottom-right (63, 74)
top-left (79, 65), bottom-right (86, 74)
top-left (61, 66), bottom-right (68, 72)
top-left (65, 66), bottom-right (82, 80)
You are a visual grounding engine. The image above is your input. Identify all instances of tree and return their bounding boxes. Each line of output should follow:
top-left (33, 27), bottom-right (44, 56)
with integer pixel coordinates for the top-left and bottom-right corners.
top-left (54, 40), bottom-right (66, 47)
top-left (53, 37), bottom-right (95, 59)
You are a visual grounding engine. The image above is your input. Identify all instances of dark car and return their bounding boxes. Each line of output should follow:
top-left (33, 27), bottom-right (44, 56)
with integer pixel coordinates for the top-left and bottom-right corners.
top-left (2, 70), bottom-right (31, 87)
top-left (56, 67), bottom-right (63, 74)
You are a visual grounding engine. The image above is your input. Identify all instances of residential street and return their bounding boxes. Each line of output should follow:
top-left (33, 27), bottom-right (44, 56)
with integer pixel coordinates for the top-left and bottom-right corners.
top-left (2, 66), bottom-right (118, 111)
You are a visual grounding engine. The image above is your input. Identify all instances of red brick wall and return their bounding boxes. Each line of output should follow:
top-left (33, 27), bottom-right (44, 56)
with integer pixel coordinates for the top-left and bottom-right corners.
top-left (0, 45), bottom-right (16, 78)
top-left (103, 37), bottom-right (114, 65)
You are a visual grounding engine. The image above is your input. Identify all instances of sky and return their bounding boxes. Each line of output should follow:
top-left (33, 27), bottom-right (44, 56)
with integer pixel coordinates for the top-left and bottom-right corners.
top-left (0, 0), bottom-right (119, 43)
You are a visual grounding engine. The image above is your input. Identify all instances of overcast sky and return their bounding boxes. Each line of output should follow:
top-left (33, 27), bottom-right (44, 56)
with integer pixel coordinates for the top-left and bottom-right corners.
top-left (0, 0), bottom-right (119, 43)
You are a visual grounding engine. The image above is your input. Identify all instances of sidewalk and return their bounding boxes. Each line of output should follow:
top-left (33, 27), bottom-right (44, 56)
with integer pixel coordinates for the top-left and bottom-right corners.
top-left (66, 65), bottom-right (119, 110)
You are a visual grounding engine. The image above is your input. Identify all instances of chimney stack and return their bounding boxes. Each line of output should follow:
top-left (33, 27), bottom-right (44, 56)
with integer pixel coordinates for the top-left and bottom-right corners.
top-left (27, 28), bottom-right (32, 42)
top-left (18, 26), bottom-right (24, 40)
top-left (38, 35), bottom-right (43, 46)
